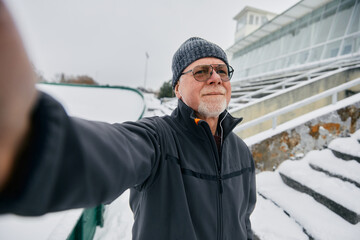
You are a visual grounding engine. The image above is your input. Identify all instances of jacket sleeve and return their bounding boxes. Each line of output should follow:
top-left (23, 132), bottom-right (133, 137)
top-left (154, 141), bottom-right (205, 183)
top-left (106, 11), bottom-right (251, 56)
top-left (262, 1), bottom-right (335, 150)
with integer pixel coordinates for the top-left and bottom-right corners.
top-left (246, 152), bottom-right (257, 240)
top-left (0, 92), bottom-right (161, 216)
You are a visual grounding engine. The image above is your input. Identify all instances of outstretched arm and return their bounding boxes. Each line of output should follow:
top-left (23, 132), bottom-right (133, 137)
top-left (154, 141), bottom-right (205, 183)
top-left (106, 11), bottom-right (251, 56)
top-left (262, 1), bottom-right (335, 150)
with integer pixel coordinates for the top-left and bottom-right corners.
top-left (0, 1), bottom-right (37, 191)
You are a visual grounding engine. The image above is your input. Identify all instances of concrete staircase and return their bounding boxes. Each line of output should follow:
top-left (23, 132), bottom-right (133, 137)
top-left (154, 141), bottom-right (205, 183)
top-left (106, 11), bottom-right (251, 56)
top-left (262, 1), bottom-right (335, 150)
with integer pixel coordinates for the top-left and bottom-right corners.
top-left (251, 130), bottom-right (360, 240)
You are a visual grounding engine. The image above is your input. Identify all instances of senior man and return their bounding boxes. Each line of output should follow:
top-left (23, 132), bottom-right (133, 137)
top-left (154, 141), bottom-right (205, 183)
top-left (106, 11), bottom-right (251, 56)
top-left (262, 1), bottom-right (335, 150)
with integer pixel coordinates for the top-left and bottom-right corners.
top-left (0, 2), bottom-right (256, 239)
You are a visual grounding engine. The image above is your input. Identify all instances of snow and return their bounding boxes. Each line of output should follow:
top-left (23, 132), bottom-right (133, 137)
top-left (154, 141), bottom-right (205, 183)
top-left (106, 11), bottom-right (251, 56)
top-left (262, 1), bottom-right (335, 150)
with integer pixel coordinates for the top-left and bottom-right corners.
top-left (328, 136), bottom-right (360, 158)
top-left (37, 84), bottom-right (145, 123)
top-left (142, 94), bottom-right (176, 117)
top-left (308, 149), bottom-right (360, 184)
top-left (351, 130), bottom-right (360, 140)
top-left (0, 209), bottom-right (83, 240)
top-left (256, 171), bottom-right (360, 240)
top-left (250, 194), bottom-right (308, 240)
top-left (278, 156), bottom-right (360, 214)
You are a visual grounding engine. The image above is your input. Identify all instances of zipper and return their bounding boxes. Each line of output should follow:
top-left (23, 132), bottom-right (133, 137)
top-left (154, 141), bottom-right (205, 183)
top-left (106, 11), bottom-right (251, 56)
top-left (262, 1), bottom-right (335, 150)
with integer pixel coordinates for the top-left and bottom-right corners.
top-left (217, 113), bottom-right (227, 240)
top-left (217, 171), bottom-right (223, 240)
top-left (198, 118), bottom-right (225, 240)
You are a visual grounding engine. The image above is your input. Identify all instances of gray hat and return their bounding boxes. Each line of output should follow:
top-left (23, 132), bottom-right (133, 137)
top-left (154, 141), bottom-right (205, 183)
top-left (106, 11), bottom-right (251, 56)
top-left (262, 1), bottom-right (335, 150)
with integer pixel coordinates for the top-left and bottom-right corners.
top-left (171, 37), bottom-right (229, 89)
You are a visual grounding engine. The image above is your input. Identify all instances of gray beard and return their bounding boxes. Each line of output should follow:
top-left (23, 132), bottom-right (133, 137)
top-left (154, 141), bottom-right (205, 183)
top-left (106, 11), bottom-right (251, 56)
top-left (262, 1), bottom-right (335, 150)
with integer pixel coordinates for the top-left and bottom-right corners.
top-left (197, 98), bottom-right (227, 118)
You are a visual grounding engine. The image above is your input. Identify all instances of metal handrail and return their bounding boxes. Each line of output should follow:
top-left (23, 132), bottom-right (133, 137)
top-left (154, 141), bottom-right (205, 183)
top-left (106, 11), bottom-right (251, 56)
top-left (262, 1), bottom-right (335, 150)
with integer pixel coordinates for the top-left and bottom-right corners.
top-left (233, 78), bottom-right (360, 133)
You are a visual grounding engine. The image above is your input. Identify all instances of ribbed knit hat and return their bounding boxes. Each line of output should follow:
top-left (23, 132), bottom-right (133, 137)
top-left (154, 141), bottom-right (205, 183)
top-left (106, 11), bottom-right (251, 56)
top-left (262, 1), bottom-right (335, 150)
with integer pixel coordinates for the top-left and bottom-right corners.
top-left (171, 37), bottom-right (228, 89)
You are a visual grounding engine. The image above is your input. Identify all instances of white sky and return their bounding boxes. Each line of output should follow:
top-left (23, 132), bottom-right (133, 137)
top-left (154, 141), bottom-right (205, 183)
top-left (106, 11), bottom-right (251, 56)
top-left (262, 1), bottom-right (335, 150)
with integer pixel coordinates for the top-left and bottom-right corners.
top-left (5, 0), bottom-right (299, 90)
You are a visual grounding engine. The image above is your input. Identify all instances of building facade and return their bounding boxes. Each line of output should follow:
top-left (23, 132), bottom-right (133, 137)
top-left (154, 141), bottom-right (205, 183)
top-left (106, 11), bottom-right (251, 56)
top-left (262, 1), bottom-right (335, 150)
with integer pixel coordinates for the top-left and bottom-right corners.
top-left (227, 0), bottom-right (360, 83)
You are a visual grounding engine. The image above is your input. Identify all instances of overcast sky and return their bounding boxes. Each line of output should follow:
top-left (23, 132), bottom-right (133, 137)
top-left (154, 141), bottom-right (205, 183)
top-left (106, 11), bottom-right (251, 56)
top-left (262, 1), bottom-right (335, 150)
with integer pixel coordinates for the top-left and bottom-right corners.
top-left (5, 0), bottom-right (299, 90)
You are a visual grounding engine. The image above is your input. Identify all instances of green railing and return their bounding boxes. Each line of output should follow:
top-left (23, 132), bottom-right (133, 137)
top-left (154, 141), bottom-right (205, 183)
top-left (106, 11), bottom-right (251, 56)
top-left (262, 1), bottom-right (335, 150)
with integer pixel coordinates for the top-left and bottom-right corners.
top-left (67, 205), bottom-right (104, 240)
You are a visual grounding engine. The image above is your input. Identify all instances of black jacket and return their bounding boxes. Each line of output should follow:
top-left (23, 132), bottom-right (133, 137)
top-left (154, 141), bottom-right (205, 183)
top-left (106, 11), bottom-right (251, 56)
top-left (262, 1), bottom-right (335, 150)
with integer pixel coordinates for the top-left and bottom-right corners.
top-left (0, 92), bottom-right (256, 240)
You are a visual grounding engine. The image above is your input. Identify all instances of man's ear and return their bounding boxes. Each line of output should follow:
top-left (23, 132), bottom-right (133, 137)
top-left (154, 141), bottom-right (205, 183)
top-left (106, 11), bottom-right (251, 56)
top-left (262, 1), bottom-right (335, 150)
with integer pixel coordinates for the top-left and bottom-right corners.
top-left (174, 82), bottom-right (182, 99)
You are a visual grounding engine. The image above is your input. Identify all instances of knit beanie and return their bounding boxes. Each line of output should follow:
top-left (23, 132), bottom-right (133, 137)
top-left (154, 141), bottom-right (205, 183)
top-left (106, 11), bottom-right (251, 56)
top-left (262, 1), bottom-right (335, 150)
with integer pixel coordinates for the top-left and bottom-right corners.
top-left (171, 37), bottom-right (229, 89)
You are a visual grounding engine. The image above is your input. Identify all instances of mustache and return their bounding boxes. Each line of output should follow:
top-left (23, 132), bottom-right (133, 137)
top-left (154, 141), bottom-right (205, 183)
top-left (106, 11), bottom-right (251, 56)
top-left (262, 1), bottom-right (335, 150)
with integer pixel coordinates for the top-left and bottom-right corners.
top-left (201, 86), bottom-right (227, 95)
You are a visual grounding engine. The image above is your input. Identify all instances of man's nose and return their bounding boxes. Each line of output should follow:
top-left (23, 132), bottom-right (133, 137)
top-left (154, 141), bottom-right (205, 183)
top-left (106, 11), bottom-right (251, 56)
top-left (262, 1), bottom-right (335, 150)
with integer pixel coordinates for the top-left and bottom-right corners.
top-left (207, 70), bottom-right (222, 85)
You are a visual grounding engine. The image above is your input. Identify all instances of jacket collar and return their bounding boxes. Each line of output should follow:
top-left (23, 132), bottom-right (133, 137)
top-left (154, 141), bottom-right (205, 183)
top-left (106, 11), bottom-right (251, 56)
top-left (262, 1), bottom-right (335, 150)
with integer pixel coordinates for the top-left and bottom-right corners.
top-left (171, 99), bottom-right (243, 139)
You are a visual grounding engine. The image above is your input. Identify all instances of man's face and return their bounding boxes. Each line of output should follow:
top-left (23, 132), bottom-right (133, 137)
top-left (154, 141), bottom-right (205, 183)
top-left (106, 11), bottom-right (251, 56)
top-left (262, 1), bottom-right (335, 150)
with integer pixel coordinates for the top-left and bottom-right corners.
top-left (174, 57), bottom-right (232, 118)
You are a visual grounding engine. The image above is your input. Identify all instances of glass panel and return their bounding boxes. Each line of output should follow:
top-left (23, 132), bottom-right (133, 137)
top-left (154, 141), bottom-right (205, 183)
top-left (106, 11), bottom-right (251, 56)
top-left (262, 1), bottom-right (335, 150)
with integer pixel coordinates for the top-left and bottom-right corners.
top-left (329, 0), bottom-right (355, 39)
top-left (323, 40), bottom-right (342, 58)
top-left (261, 62), bottom-right (269, 73)
top-left (285, 54), bottom-right (297, 68)
top-left (261, 16), bottom-right (268, 25)
top-left (348, 0), bottom-right (360, 33)
top-left (291, 29), bottom-right (303, 53)
top-left (309, 14), bottom-right (322, 45)
top-left (297, 50), bottom-right (310, 64)
top-left (279, 34), bottom-right (290, 55)
top-left (267, 40), bottom-right (278, 59)
top-left (249, 14), bottom-right (254, 25)
top-left (353, 35), bottom-right (360, 53)
top-left (267, 59), bottom-right (276, 72)
top-left (314, 7), bottom-right (337, 44)
top-left (309, 45), bottom-right (324, 62)
top-left (237, 16), bottom-right (247, 31)
top-left (281, 31), bottom-right (297, 55)
top-left (341, 37), bottom-right (354, 55)
top-left (276, 57), bottom-right (287, 69)
top-left (297, 21), bottom-right (311, 50)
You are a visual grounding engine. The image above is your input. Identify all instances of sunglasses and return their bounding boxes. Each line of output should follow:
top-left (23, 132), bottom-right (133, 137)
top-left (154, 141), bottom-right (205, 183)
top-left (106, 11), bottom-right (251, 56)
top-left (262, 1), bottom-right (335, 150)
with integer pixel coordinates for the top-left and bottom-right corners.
top-left (181, 64), bottom-right (234, 82)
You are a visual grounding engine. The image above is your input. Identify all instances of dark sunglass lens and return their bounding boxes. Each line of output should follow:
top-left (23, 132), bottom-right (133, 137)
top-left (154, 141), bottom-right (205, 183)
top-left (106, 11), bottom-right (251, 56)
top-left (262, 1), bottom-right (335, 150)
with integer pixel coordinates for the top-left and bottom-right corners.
top-left (193, 65), bottom-right (211, 81)
top-left (216, 65), bottom-right (229, 77)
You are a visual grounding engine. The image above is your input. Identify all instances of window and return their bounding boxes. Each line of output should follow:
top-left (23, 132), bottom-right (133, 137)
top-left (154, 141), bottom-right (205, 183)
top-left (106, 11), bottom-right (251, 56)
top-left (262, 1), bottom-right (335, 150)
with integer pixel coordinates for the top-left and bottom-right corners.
top-left (348, 0), bottom-right (360, 33)
top-left (329, 0), bottom-right (354, 40)
top-left (237, 16), bottom-right (246, 31)
top-left (314, 7), bottom-right (336, 44)
top-left (249, 14), bottom-right (254, 25)
top-left (261, 16), bottom-right (268, 25)
top-left (323, 40), bottom-right (341, 59)
top-left (309, 46), bottom-right (324, 62)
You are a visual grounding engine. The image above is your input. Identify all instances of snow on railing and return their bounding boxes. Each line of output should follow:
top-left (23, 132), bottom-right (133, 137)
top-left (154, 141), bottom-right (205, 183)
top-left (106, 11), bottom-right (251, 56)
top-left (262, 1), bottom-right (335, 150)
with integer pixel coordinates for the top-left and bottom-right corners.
top-left (234, 78), bottom-right (360, 133)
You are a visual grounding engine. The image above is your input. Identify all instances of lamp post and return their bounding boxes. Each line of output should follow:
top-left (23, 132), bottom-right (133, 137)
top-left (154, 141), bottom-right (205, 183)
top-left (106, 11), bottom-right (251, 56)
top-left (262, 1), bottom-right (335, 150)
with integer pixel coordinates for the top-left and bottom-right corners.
top-left (144, 52), bottom-right (149, 89)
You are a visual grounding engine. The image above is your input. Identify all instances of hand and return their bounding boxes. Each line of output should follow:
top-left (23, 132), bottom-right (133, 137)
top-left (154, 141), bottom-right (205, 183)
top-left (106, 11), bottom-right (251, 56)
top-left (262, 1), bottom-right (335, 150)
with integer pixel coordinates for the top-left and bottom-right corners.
top-left (0, 1), bottom-right (37, 191)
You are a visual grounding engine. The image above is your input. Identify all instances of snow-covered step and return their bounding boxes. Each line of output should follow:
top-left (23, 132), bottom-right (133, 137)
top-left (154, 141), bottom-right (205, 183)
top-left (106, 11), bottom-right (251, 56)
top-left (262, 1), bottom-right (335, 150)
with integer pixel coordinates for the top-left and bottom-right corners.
top-left (308, 149), bottom-right (360, 188)
top-left (257, 171), bottom-right (360, 240)
top-left (328, 136), bottom-right (360, 163)
top-left (352, 130), bottom-right (360, 142)
top-left (278, 158), bottom-right (360, 224)
top-left (250, 193), bottom-right (308, 240)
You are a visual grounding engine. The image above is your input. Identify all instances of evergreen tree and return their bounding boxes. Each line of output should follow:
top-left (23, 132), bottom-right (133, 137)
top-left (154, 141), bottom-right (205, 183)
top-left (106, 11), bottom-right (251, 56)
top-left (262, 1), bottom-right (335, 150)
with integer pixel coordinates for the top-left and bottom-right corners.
top-left (158, 80), bottom-right (174, 99)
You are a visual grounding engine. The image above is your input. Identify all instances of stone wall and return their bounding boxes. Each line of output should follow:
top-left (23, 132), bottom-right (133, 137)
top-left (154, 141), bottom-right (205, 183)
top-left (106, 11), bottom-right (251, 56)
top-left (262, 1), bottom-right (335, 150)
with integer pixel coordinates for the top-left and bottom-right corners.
top-left (250, 102), bottom-right (360, 172)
